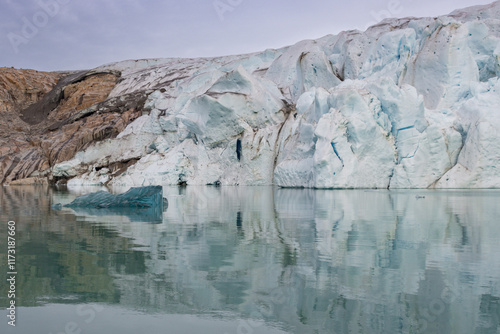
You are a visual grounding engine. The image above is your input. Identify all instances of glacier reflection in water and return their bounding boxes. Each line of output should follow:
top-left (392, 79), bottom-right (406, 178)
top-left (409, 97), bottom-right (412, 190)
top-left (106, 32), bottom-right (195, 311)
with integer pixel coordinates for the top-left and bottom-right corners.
top-left (1, 186), bottom-right (500, 334)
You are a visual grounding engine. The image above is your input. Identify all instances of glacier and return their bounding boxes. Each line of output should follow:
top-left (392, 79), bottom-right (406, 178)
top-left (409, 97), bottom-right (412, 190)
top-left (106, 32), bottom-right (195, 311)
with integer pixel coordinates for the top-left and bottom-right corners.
top-left (49, 1), bottom-right (500, 189)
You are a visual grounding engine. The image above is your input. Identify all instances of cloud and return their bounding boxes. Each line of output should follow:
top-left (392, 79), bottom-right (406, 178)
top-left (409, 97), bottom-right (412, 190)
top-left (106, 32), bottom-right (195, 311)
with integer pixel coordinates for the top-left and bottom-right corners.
top-left (0, 0), bottom-right (494, 71)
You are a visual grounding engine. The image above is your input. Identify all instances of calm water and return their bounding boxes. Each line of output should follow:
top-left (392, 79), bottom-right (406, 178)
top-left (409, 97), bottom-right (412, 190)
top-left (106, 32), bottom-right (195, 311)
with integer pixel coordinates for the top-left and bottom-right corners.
top-left (1, 186), bottom-right (500, 334)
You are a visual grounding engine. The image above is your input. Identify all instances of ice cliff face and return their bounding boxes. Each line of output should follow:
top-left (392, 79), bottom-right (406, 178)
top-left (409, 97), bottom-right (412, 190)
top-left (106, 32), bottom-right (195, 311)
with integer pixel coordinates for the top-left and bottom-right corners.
top-left (4, 1), bottom-right (500, 188)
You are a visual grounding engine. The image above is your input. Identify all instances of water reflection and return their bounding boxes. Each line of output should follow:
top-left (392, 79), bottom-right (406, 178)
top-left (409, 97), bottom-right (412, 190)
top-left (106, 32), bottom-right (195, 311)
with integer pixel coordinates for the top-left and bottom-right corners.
top-left (1, 186), bottom-right (500, 334)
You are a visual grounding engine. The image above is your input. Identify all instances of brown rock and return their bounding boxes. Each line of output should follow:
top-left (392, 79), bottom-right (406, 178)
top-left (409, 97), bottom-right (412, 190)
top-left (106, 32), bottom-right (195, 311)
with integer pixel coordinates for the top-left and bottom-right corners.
top-left (0, 67), bottom-right (146, 184)
top-left (51, 72), bottom-right (118, 122)
top-left (0, 67), bottom-right (61, 112)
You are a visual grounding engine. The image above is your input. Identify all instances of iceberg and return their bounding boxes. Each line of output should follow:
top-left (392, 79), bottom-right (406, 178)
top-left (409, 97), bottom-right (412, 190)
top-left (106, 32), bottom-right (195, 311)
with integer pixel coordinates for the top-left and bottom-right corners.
top-left (62, 186), bottom-right (166, 209)
top-left (52, 186), bottom-right (167, 223)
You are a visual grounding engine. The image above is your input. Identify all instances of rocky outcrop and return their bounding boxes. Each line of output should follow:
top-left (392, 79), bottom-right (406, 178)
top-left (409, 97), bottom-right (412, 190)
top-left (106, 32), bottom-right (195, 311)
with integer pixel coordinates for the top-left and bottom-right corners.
top-left (0, 68), bottom-right (61, 184)
top-left (0, 67), bottom-right (61, 111)
top-left (3, 1), bottom-right (500, 188)
top-left (0, 68), bottom-right (146, 184)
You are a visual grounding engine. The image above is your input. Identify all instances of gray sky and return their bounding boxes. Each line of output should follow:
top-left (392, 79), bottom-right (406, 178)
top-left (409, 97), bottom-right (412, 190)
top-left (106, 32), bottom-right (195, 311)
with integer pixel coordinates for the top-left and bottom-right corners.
top-left (0, 0), bottom-right (494, 71)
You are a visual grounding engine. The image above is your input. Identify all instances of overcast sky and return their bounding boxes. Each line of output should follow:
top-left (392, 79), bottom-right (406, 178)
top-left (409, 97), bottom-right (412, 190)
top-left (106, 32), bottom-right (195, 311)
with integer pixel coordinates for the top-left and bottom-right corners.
top-left (0, 0), bottom-right (494, 71)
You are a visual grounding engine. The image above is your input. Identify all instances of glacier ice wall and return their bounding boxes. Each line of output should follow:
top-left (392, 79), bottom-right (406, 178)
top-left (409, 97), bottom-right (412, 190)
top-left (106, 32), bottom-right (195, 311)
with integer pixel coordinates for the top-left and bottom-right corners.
top-left (53, 1), bottom-right (500, 188)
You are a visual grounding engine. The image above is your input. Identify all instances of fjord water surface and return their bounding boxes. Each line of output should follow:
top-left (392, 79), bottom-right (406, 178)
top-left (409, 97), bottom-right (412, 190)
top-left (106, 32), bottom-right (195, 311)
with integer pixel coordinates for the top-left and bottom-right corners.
top-left (1, 186), bottom-right (500, 334)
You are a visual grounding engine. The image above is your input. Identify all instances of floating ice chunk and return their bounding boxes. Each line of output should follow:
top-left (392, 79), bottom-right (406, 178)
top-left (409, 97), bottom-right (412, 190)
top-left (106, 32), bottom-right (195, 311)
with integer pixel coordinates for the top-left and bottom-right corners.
top-left (64, 185), bottom-right (165, 209)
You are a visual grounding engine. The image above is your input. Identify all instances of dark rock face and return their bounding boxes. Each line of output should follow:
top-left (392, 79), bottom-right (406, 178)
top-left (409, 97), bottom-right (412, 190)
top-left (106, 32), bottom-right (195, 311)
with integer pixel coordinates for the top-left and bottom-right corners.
top-left (20, 70), bottom-right (119, 125)
top-left (64, 186), bottom-right (165, 209)
top-left (0, 67), bottom-right (147, 184)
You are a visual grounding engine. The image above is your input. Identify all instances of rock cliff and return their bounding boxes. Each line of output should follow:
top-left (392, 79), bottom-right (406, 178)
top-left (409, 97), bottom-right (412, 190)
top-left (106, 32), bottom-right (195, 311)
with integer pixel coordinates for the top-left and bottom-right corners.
top-left (0, 68), bottom-right (143, 185)
top-left (2, 1), bottom-right (500, 188)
